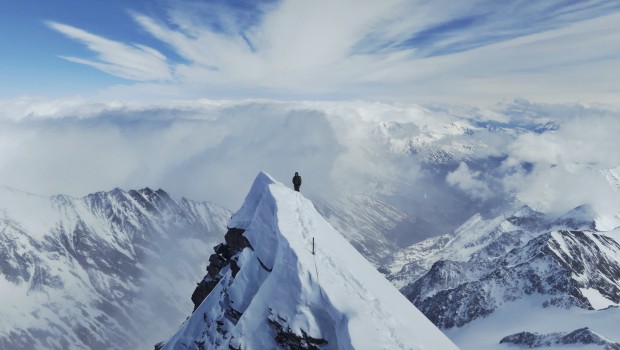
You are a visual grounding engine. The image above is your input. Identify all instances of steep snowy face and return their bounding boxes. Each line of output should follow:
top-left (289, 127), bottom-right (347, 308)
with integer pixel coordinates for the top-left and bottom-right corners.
top-left (0, 187), bottom-right (230, 350)
top-left (163, 172), bottom-right (457, 350)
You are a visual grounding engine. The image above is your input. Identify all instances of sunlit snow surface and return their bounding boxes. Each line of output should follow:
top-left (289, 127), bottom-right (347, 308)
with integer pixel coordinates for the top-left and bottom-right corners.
top-left (164, 172), bottom-right (458, 349)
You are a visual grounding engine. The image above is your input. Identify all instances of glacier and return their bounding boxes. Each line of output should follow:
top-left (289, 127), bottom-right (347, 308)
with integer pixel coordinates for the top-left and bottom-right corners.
top-left (163, 172), bottom-right (457, 350)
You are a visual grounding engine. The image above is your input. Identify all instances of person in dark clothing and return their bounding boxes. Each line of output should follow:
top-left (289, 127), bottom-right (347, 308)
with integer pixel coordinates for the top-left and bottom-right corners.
top-left (292, 172), bottom-right (302, 192)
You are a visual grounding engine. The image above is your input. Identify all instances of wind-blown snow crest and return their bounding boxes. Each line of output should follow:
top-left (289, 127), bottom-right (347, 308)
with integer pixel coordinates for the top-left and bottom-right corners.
top-left (164, 172), bottom-right (457, 349)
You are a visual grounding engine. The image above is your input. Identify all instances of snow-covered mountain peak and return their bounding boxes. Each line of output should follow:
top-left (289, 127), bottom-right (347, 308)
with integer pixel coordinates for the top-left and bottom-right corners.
top-left (548, 204), bottom-right (598, 231)
top-left (164, 172), bottom-right (457, 350)
top-left (442, 205), bottom-right (545, 262)
top-left (387, 204), bottom-right (546, 289)
top-left (504, 205), bottom-right (546, 230)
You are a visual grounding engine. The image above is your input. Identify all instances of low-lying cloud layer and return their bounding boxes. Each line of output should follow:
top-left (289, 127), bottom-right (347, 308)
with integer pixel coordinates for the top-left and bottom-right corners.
top-left (1, 98), bottom-right (619, 222)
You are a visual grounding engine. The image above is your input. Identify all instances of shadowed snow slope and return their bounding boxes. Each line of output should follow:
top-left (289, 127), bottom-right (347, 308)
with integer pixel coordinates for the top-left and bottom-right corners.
top-left (163, 172), bottom-right (457, 350)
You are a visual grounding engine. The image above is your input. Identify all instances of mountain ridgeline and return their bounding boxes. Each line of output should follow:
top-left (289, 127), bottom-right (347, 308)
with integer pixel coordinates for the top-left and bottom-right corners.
top-left (0, 186), bottom-right (230, 350)
top-left (388, 202), bottom-right (620, 349)
top-left (1, 164), bottom-right (619, 350)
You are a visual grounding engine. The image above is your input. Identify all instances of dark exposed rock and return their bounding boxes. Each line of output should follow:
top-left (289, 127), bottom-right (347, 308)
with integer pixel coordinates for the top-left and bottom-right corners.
top-left (268, 317), bottom-right (328, 350)
top-left (224, 228), bottom-right (251, 251)
top-left (207, 265), bottom-right (220, 278)
top-left (500, 330), bottom-right (542, 347)
top-left (209, 254), bottom-right (226, 269)
top-left (230, 260), bottom-right (240, 278)
top-left (0, 225), bottom-right (35, 283)
top-left (191, 229), bottom-right (253, 313)
top-left (194, 340), bottom-right (206, 350)
top-left (376, 266), bottom-right (390, 275)
top-left (191, 278), bottom-right (220, 312)
top-left (214, 243), bottom-right (234, 260)
top-left (226, 307), bottom-right (243, 322)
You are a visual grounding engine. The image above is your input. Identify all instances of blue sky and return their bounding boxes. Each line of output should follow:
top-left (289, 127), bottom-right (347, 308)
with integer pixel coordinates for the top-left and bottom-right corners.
top-left (2, 0), bottom-right (620, 103)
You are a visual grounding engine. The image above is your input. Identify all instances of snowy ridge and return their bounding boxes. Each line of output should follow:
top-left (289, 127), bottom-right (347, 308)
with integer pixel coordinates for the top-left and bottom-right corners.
top-left (0, 186), bottom-right (230, 350)
top-left (163, 172), bottom-right (457, 350)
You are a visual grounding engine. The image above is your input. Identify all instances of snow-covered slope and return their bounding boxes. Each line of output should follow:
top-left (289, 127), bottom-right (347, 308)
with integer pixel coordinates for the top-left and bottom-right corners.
top-left (162, 172), bottom-right (457, 350)
top-left (0, 186), bottom-right (230, 350)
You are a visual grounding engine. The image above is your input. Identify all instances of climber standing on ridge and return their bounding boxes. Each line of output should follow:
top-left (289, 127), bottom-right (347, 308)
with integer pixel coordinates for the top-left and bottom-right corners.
top-left (292, 172), bottom-right (302, 192)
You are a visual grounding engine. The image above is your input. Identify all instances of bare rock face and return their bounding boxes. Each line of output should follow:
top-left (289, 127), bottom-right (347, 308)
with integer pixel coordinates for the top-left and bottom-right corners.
top-left (268, 313), bottom-right (328, 350)
top-left (225, 228), bottom-right (251, 251)
top-left (190, 228), bottom-right (249, 312)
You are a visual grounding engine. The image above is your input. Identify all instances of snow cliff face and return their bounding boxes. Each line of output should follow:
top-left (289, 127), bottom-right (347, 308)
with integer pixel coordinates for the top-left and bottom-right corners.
top-left (163, 172), bottom-right (457, 350)
top-left (0, 187), bottom-right (230, 350)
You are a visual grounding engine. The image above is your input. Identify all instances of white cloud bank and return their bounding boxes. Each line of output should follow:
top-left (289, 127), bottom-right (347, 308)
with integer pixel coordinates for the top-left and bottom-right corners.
top-left (1, 98), bottom-right (619, 219)
top-left (447, 163), bottom-right (492, 201)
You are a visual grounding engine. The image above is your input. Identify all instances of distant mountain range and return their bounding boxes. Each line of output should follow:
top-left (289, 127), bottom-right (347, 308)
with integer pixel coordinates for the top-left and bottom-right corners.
top-left (388, 202), bottom-right (620, 349)
top-left (0, 186), bottom-right (230, 350)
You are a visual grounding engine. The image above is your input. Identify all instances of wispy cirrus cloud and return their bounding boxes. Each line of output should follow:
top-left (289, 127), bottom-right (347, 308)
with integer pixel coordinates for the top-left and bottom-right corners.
top-left (381, 0), bottom-right (620, 58)
top-left (46, 21), bottom-right (172, 81)
top-left (44, 0), bottom-right (620, 104)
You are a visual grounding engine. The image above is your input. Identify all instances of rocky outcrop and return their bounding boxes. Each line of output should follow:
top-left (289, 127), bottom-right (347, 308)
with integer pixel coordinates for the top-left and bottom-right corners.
top-left (190, 228), bottom-right (249, 312)
top-left (268, 313), bottom-right (328, 350)
top-left (224, 228), bottom-right (252, 251)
